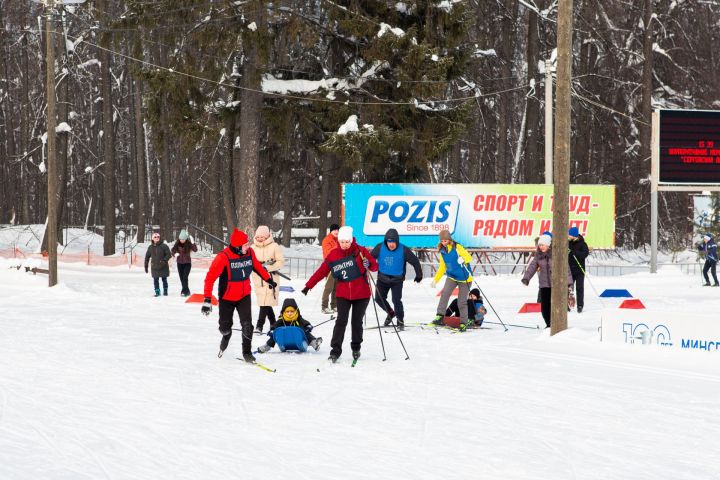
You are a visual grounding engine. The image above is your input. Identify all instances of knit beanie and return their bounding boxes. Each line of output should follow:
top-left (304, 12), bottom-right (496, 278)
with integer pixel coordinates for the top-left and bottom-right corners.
top-left (568, 227), bottom-right (579, 237)
top-left (704, 234), bottom-right (712, 242)
top-left (329, 223), bottom-right (340, 233)
top-left (230, 228), bottom-right (248, 247)
top-left (338, 226), bottom-right (353, 241)
top-left (255, 225), bottom-right (271, 238)
top-left (179, 229), bottom-right (189, 241)
top-left (538, 234), bottom-right (552, 247)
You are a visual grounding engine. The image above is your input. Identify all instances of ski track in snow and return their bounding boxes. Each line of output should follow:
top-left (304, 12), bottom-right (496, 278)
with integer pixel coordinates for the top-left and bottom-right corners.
top-left (0, 262), bottom-right (719, 479)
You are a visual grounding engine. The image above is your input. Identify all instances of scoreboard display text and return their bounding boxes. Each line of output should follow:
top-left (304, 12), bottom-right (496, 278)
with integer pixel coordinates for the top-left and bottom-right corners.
top-left (659, 109), bottom-right (720, 184)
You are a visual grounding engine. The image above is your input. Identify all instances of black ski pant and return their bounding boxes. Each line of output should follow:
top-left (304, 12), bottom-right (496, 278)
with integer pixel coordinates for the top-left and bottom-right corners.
top-left (153, 277), bottom-right (168, 292)
top-left (256, 306), bottom-right (276, 331)
top-left (177, 263), bottom-right (191, 295)
top-left (219, 296), bottom-right (253, 354)
top-left (539, 287), bottom-right (552, 328)
top-left (331, 297), bottom-right (370, 358)
top-left (374, 279), bottom-right (404, 322)
top-left (570, 270), bottom-right (585, 308)
top-left (703, 260), bottom-right (718, 285)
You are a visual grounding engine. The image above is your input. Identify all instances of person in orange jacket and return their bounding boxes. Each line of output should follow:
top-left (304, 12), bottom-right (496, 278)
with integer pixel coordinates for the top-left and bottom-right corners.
top-left (320, 223), bottom-right (340, 314)
top-left (201, 228), bottom-right (275, 362)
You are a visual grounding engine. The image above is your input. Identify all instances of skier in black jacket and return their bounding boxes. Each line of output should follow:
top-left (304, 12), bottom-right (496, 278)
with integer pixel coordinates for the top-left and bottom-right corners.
top-left (370, 228), bottom-right (423, 331)
top-left (568, 227), bottom-right (590, 313)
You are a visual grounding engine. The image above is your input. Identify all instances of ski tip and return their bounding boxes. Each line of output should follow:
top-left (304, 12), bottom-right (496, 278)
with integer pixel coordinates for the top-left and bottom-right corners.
top-left (218, 350), bottom-right (224, 358)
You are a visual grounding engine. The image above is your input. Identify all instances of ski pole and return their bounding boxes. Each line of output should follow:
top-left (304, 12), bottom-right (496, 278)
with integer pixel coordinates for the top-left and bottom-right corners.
top-left (312, 316), bottom-right (337, 328)
top-left (359, 252), bottom-right (387, 361)
top-left (462, 263), bottom-right (508, 332)
top-left (186, 221), bottom-right (292, 281)
top-left (366, 271), bottom-right (410, 360)
top-left (484, 320), bottom-right (539, 330)
top-left (570, 252), bottom-right (606, 309)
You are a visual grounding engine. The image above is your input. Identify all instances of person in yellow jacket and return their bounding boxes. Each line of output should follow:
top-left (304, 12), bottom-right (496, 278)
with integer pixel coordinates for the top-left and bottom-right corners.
top-left (431, 230), bottom-right (473, 327)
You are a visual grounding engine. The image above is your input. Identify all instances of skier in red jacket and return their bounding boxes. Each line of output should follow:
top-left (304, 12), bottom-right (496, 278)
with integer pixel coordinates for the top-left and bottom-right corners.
top-left (303, 226), bottom-right (378, 363)
top-left (202, 228), bottom-right (275, 362)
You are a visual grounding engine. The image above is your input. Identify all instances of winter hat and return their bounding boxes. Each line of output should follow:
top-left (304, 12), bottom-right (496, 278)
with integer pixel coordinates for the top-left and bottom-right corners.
top-left (538, 234), bottom-right (552, 247)
top-left (338, 226), bottom-right (353, 242)
top-left (704, 234), bottom-right (712, 242)
top-left (329, 223), bottom-right (340, 233)
top-left (542, 231), bottom-right (553, 238)
top-left (469, 288), bottom-right (481, 299)
top-left (255, 225), bottom-right (271, 238)
top-left (179, 229), bottom-right (189, 241)
top-left (439, 229), bottom-right (452, 241)
top-left (568, 227), bottom-right (579, 238)
top-left (230, 228), bottom-right (249, 247)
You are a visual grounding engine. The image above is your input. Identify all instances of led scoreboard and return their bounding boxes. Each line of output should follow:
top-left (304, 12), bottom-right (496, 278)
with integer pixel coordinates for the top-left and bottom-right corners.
top-left (659, 109), bottom-right (720, 184)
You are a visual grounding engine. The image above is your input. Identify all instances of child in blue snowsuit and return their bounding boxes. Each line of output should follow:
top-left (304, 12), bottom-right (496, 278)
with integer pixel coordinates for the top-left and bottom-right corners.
top-left (445, 288), bottom-right (487, 326)
top-left (257, 298), bottom-right (322, 353)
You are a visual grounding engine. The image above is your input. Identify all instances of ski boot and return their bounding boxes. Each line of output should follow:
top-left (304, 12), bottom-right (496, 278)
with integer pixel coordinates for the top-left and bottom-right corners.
top-left (384, 310), bottom-right (395, 327)
top-left (396, 319), bottom-right (405, 331)
top-left (431, 314), bottom-right (444, 326)
top-left (577, 306), bottom-right (583, 313)
top-left (352, 350), bottom-right (361, 361)
top-left (218, 331), bottom-right (232, 357)
top-left (257, 344), bottom-right (271, 354)
top-left (328, 354), bottom-right (338, 363)
top-left (322, 307), bottom-right (333, 315)
top-left (703, 282), bottom-right (711, 286)
top-left (154, 288), bottom-right (161, 297)
top-left (310, 337), bottom-right (323, 351)
top-left (242, 352), bottom-right (256, 363)
top-left (254, 328), bottom-right (263, 335)
top-left (163, 287), bottom-right (168, 296)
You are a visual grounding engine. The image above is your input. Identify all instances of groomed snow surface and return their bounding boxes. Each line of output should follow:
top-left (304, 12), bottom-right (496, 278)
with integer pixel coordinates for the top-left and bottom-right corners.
top-left (1, 261), bottom-right (718, 479)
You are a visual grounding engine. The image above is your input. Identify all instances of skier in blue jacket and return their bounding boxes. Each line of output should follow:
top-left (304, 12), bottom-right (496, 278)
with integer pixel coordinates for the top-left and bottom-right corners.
top-left (370, 228), bottom-right (423, 331)
top-left (698, 234), bottom-right (719, 286)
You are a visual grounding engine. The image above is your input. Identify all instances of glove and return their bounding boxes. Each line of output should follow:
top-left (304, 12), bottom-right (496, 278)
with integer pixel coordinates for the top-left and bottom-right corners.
top-left (457, 257), bottom-right (465, 265)
top-left (145, 266), bottom-right (148, 274)
top-left (266, 277), bottom-right (277, 289)
top-left (301, 287), bottom-right (309, 296)
top-left (521, 278), bottom-right (529, 286)
top-left (201, 297), bottom-right (212, 316)
top-left (306, 325), bottom-right (313, 333)
top-left (430, 281), bottom-right (437, 289)
top-left (414, 275), bottom-right (422, 283)
top-left (362, 258), bottom-right (370, 268)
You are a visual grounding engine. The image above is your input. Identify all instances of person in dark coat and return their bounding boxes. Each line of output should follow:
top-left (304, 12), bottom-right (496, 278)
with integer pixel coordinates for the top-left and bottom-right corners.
top-left (171, 229), bottom-right (198, 297)
top-left (521, 233), bottom-right (573, 328)
top-left (257, 298), bottom-right (322, 353)
top-left (698, 234), bottom-right (719, 286)
top-left (302, 226), bottom-right (378, 363)
top-left (370, 228), bottom-right (422, 331)
top-left (446, 288), bottom-right (487, 326)
top-left (144, 232), bottom-right (172, 297)
top-left (568, 227), bottom-right (590, 312)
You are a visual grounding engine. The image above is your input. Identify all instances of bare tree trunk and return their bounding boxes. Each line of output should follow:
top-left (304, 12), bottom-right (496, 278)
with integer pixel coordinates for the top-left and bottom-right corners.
top-left (223, 115), bottom-right (238, 231)
top-left (133, 77), bottom-right (147, 243)
top-left (636, 0), bottom-right (654, 247)
top-left (98, 0), bottom-right (116, 254)
top-left (158, 111), bottom-right (172, 241)
top-left (523, 0), bottom-right (543, 184)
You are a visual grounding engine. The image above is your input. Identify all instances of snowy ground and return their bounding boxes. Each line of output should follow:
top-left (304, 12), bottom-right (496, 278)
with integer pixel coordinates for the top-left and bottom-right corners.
top-left (0, 258), bottom-right (718, 479)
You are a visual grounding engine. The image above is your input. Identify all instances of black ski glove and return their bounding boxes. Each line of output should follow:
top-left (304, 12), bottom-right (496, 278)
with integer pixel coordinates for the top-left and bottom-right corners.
top-left (521, 278), bottom-right (529, 286)
top-left (414, 275), bottom-right (423, 283)
top-left (266, 277), bottom-right (277, 289)
top-left (301, 287), bottom-right (309, 296)
top-left (201, 297), bottom-right (212, 316)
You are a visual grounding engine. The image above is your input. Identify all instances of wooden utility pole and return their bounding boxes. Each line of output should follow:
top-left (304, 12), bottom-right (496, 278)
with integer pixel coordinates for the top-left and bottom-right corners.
top-left (46, 0), bottom-right (58, 287)
top-left (550, 0), bottom-right (573, 334)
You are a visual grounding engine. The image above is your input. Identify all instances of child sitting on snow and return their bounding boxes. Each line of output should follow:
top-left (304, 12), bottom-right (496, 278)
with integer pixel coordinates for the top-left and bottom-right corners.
top-left (445, 288), bottom-right (487, 326)
top-left (257, 298), bottom-right (322, 353)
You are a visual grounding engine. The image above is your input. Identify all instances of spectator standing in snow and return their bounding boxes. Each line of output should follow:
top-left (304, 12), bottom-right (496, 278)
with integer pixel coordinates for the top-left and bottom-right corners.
top-left (251, 225), bottom-right (285, 333)
top-left (302, 226), bottom-right (378, 363)
top-left (521, 233), bottom-right (573, 328)
top-left (370, 228), bottom-right (423, 331)
top-left (171, 229), bottom-right (197, 297)
top-left (145, 232), bottom-right (171, 297)
top-left (567, 227), bottom-right (590, 312)
top-left (201, 228), bottom-right (275, 362)
top-left (431, 230), bottom-right (473, 328)
top-left (698, 234), bottom-right (719, 286)
top-left (320, 223), bottom-right (340, 314)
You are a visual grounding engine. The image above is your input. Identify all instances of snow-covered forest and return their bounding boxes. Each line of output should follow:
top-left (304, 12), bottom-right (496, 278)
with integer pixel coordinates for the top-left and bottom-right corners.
top-left (1, 0), bottom-right (718, 250)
